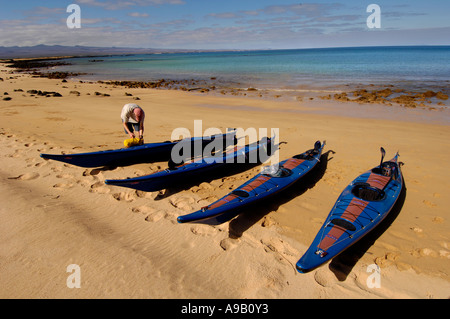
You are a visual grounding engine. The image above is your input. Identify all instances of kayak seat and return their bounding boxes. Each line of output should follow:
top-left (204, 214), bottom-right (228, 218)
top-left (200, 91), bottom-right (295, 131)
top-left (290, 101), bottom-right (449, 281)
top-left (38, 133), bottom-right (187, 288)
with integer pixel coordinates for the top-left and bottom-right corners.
top-left (352, 183), bottom-right (385, 201)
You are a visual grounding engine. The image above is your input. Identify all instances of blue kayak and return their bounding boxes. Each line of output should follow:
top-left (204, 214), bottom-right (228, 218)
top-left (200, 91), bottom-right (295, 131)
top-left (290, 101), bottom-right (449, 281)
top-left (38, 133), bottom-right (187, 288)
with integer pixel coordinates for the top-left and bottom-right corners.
top-left (105, 137), bottom-right (272, 192)
top-left (40, 132), bottom-right (236, 168)
top-left (177, 141), bottom-right (326, 225)
top-left (296, 149), bottom-right (404, 273)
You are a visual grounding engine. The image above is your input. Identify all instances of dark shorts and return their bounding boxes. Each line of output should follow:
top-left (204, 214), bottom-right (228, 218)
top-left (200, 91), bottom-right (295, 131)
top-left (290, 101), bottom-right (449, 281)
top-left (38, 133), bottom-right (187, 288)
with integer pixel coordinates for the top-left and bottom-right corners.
top-left (124, 122), bottom-right (140, 134)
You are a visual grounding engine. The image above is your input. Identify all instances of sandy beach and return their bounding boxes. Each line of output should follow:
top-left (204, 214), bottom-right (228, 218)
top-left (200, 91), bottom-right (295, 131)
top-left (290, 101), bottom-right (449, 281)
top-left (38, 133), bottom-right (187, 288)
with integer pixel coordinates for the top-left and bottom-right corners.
top-left (1, 63), bottom-right (449, 299)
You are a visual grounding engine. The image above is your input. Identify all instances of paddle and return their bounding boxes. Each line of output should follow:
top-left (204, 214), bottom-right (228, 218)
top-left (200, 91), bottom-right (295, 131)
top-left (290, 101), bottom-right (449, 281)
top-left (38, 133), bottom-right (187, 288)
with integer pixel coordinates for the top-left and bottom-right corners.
top-left (380, 147), bottom-right (386, 170)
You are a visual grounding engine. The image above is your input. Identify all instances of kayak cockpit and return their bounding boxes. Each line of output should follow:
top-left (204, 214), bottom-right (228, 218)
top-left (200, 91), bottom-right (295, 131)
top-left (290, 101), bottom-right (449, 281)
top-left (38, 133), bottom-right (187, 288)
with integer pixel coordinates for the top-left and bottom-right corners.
top-left (350, 160), bottom-right (400, 202)
top-left (269, 167), bottom-right (293, 177)
top-left (352, 183), bottom-right (385, 201)
top-left (261, 166), bottom-right (293, 178)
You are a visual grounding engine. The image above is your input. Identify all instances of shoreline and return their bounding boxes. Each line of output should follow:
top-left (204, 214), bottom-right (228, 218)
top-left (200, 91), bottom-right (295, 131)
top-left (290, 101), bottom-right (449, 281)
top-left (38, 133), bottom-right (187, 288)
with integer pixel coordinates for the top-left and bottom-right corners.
top-left (5, 55), bottom-right (449, 111)
top-left (3, 59), bottom-right (449, 127)
top-left (1, 61), bottom-right (449, 299)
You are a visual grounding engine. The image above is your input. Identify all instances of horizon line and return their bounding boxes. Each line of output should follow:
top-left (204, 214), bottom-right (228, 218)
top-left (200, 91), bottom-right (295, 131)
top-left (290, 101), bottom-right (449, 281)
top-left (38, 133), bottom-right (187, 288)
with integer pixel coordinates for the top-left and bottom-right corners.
top-left (1, 44), bottom-right (449, 60)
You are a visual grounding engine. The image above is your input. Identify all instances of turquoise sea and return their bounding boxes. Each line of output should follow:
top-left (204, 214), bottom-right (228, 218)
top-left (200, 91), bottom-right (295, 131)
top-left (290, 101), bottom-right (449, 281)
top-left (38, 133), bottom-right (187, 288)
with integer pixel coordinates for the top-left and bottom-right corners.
top-left (58, 46), bottom-right (450, 92)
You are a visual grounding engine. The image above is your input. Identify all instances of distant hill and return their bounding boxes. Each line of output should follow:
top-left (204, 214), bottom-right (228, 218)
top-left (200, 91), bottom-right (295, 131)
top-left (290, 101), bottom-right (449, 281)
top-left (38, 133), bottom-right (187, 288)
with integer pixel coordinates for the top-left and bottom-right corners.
top-left (0, 44), bottom-right (190, 59)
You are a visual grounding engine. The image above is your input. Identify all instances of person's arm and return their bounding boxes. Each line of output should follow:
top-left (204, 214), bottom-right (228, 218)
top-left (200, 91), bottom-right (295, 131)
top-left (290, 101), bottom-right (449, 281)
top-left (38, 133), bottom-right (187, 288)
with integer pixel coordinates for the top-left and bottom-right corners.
top-left (138, 113), bottom-right (145, 139)
top-left (123, 121), bottom-right (135, 138)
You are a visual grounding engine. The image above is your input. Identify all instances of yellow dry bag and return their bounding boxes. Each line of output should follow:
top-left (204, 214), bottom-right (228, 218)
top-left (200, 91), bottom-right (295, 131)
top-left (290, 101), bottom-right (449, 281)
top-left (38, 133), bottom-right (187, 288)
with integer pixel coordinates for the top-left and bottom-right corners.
top-left (124, 138), bottom-right (143, 148)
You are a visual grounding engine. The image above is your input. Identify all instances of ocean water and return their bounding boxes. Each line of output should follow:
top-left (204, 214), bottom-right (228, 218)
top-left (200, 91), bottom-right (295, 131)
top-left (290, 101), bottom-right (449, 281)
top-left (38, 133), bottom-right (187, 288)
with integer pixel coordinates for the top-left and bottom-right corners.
top-left (58, 46), bottom-right (450, 92)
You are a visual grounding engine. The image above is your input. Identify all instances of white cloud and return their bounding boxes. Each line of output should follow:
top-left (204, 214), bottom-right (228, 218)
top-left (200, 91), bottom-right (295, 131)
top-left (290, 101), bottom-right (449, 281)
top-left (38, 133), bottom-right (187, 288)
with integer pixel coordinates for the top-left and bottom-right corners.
top-left (74, 0), bottom-right (185, 10)
top-left (128, 12), bottom-right (150, 18)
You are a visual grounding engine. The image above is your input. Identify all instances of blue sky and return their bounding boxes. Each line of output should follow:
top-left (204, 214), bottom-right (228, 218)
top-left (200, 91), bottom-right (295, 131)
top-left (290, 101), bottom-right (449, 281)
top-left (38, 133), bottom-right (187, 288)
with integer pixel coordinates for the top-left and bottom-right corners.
top-left (1, 0), bottom-right (449, 49)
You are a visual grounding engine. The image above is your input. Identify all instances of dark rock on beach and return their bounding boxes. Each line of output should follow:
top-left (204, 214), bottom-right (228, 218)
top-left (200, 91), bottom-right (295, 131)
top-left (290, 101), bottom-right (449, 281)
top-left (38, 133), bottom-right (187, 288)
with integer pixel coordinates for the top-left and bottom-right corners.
top-left (104, 78), bottom-right (215, 93)
top-left (26, 89), bottom-right (63, 97)
top-left (321, 87), bottom-right (449, 109)
top-left (94, 91), bottom-right (110, 97)
top-left (436, 92), bottom-right (449, 100)
top-left (6, 59), bottom-right (70, 70)
top-left (5, 58), bottom-right (83, 79)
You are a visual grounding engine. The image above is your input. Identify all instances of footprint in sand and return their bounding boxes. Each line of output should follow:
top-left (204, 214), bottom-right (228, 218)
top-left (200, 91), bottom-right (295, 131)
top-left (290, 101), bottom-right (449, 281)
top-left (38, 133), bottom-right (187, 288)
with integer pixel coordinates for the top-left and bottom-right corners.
top-left (259, 237), bottom-right (298, 270)
top-left (83, 168), bottom-right (105, 177)
top-left (89, 181), bottom-right (111, 194)
top-left (33, 162), bottom-right (47, 168)
top-left (374, 252), bottom-right (400, 268)
top-left (112, 192), bottom-right (135, 202)
top-left (220, 238), bottom-right (238, 251)
top-left (134, 190), bottom-right (155, 199)
top-left (51, 166), bottom-right (63, 173)
top-left (411, 248), bottom-right (438, 258)
top-left (190, 225), bottom-right (216, 237)
top-left (260, 238), bottom-right (297, 258)
top-left (53, 183), bottom-right (74, 189)
top-left (439, 249), bottom-right (450, 259)
top-left (132, 205), bottom-right (154, 215)
top-left (7, 149), bottom-right (23, 158)
top-left (190, 182), bottom-right (215, 194)
top-left (76, 179), bottom-right (91, 188)
top-left (410, 227), bottom-right (424, 237)
top-left (25, 157), bottom-right (37, 165)
top-left (198, 182), bottom-right (214, 191)
top-left (261, 216), bottom-right (277, 228)
top-left (8, 172), bottom-right (40, 181)
top-left (56, 173), bottom-right (75, 180)
top-left (169, 196), bottom-right (195, 210)
top-left (423, 200), bottom-right (437, 208)
top-left (432, 216), bottom-right (444, 224)
top-left (314, 267), bottom-right (339, 287)
top-left (134, 207), bottom-right (167, 222)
